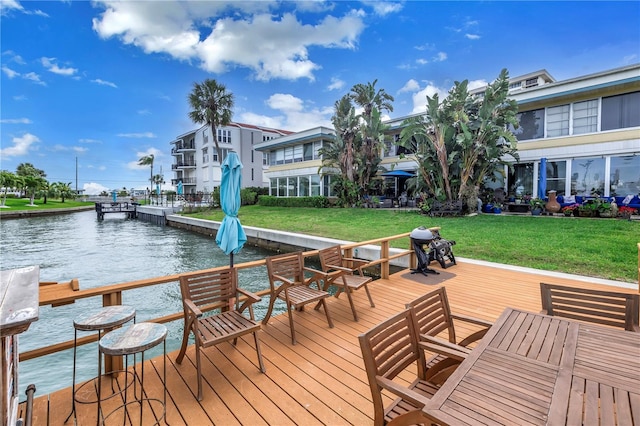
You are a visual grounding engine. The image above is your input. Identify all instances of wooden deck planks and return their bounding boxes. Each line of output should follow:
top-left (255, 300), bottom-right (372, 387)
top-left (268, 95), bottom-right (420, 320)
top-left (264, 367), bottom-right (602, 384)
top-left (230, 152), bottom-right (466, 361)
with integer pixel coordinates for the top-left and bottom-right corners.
top-left (21, 260), bottom-right (638, 425)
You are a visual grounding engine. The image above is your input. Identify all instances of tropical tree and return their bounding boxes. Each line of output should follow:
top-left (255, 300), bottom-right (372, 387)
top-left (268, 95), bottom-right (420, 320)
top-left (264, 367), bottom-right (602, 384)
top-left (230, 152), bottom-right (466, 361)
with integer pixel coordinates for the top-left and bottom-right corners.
top-left (399, 69), bottom-right (519, 210)
top-left (51, 182), bottom-right (75, 202)
top-left (349, 79), bottom-right (394, 121)
top-left (188, 79), bottom-right (234, 162)
top-left (138, 154), bottom-right (154, 191)
top-left (0, 170), bottom-right (17, 207)
top-left (152, 173), bottom-right (165, 204)
top-left (16, 162), bottom-right (46, 178)
top-left (23, 175), bottom-right (47, 206)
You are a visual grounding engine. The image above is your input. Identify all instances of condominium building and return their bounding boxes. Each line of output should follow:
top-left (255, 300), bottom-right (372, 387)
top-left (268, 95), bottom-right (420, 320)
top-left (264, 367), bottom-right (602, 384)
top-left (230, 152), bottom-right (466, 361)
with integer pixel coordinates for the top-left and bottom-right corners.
top-left (254, 64), bottom-right (640, 199)
top-left (170, 122), bottom-right (292, 195)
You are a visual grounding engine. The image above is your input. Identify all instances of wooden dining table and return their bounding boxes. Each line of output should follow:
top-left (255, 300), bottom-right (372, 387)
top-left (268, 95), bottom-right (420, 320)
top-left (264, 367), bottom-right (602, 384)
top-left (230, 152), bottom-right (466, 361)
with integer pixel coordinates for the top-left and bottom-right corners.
top-left (422, 307), bottom-right (640, 425)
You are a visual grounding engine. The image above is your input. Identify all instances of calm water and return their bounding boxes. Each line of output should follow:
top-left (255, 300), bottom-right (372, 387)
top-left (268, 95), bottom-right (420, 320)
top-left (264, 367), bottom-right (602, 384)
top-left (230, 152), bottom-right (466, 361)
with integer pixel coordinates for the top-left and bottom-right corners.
top-left (0, 210), bottom-right (285, 399)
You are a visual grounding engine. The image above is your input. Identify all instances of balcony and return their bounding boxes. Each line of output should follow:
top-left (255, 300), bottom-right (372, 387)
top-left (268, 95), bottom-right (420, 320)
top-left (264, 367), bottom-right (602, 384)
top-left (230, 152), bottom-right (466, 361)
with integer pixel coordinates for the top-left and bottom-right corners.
top-left (172, 162), bottom-right (196, 170)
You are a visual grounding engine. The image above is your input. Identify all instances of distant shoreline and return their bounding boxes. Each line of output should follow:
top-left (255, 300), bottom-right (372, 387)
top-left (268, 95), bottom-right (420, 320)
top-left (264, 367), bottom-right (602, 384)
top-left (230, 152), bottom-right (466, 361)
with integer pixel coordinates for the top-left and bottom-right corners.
top-left (0, 205), bottom-right (95, 219)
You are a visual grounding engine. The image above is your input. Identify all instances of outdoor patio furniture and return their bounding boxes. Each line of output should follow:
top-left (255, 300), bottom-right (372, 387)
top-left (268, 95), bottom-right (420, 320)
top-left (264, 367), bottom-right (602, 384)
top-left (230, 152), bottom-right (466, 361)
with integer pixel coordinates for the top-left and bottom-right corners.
top-left (176, 267), bottom-right (265, 401)
top-left (420, 308), bottom-right (640, 424)
top-left (540, 282), bottom-right (640, 332)
top-left (317, 245), bottom-right (375, 321)
top-left (405, 287), bottom-right (493, 384)
top-left (262, 251), bottom-right (334, 344)
top-left (358, 308), bottom-right (461, 426)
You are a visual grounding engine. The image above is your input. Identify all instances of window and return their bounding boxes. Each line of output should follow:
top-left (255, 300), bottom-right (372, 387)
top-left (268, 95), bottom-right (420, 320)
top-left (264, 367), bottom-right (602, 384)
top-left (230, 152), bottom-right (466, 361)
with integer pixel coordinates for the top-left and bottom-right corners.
top-left (524, 77), bottom-right (538, 88)
top-left (284, 147), bottom-right (294, 164)
top-left (322, 175), bottom-right (334, 197)
top-left (251, 150), bottom-right (254, 163)
top-left (571, 157), bottom-right (604, 196)
top-left (293, 145), bottom-right (303, 162)
top-left (202, 147), bottom-right (209, 163)
top-left (508, 163), bottom-right (534, 197)
top-left (217, 129), bottom-right (231, 144)
top-left (263, 152), bottom-right (269, 166)
top-left (251, 168), bottom-right (254, 181)
top-left (601, 92), bottom-right (640, 130)
top-left (275, 149), bottom-right (284, 165)
top-left (212, 148), bottom-right (230, 163)
top-left (287, 177), bottom-right (297, 197)
top-left (546, 104), bottom-right (569, 137)
top-left (203, 131), bottom-right (208, 144)
top-left (277, 178), bottom-right (286, 196)
top-left (543, 160), bottom-right (566, 196)
top-left (314, 141), bottom-right (323, 159)
top-left (514, 109), bottom-right (544, 140)
top-left (299, 176), bottom-right (309, 196)
top-left (270, 178), bottom-right (277, 196)
top-left (303, 143), bottom-right (314, 161)
top-left (610, 155), bottom-right (640, 196)
top-left (509, 81), bottom-right (522, 90)
top-left (572, 99), bottom-right (598, 135)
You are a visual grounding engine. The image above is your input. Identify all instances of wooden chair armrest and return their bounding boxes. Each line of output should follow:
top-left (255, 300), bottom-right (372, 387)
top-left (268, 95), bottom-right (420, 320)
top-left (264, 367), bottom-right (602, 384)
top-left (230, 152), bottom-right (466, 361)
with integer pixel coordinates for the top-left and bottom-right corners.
top-left (419, 336), bottom-right (470, 362)
top-left (376, 376), bottom-right (431, 409)
top-left (325, 264), bottom-right (353, 273)
top-left (236, 288), bottom-right (261, 304)
top-left (342, 257), bottom-right (369, 267)
top-left (450, 313), bottom-right (493, 328)
top-left (184, 299), bottom-right (203, 318)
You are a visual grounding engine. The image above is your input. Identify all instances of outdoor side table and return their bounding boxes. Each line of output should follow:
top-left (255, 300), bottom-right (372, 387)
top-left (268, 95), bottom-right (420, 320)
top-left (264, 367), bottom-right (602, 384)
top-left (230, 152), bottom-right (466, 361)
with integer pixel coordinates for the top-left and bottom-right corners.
top-left (66, 305), bottom-right (136, 424)
top-left (98, 322), bottom-right (167, 426)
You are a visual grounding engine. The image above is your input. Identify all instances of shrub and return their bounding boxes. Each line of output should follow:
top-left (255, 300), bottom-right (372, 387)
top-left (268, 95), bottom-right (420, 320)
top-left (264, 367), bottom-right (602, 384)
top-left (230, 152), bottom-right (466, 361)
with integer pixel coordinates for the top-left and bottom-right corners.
top-left (258, 195), bottom-right (330, 208)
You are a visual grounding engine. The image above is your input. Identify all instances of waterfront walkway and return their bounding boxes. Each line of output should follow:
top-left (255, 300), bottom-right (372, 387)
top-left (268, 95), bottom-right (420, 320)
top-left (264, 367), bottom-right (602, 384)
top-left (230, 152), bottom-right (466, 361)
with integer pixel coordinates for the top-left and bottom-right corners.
top-left (21, 259), bottom-right (637, 425)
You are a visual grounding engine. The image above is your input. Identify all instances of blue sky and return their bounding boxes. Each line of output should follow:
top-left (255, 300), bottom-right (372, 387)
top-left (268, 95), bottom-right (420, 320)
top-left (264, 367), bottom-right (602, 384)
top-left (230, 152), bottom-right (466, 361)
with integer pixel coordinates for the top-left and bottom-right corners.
top-left (1, 1), bottom-right (638, 195)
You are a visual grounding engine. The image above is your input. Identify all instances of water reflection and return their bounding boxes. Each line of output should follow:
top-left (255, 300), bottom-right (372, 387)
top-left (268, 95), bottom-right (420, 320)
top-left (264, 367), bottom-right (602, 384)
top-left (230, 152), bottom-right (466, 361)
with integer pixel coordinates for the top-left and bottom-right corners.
top-left (0, 210), bottom-right (284, 397)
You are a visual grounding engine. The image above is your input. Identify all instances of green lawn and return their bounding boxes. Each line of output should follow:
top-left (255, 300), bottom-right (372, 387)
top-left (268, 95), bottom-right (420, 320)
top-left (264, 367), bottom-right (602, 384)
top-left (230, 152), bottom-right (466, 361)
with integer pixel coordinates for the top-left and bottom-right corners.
top-left (0, 198), bottom-right (95, 210)
top-left (187, 206), bottom-right (640, 284)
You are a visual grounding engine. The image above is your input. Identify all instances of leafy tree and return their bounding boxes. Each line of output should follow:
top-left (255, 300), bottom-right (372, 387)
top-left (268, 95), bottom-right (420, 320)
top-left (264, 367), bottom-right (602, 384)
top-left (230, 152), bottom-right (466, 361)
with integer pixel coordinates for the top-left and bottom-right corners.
top-left (16, 163), bottom-right (46, 178)
top-left (0, 170), bottom-right (17, 207)
top-left (51, 182), bottom-right (75, 202)
top-left (399, 69), bottom-right (519, 209)
top-left (23, 175), bottom-right (47, 206)
top-left (188, 79), bottom-right (234, 162)
top-left (138, 154), bottom-right (154, 190)
top-left (349, 79), bottom-right (394, 121)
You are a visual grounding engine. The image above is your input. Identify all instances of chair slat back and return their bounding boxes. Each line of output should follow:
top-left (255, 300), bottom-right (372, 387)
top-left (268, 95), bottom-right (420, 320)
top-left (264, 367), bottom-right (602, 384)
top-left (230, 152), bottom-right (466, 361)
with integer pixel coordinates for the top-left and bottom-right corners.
top-left (318, 246), bottom-right (343, 271)
top-left (266, 252), bottom-right (305, 289)
top-left (180, 268), bottom-right (237, 309)
top-left (540, 282), bottom-right (640, 331)
top-left (406, 287), bottom-right (456, 343)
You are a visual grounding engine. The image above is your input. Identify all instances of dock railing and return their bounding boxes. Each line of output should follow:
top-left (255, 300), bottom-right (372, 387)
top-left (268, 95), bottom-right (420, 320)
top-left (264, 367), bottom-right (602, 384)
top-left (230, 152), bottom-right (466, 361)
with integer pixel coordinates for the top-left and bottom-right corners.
top-left (24, 231), bottom-right (426, 364)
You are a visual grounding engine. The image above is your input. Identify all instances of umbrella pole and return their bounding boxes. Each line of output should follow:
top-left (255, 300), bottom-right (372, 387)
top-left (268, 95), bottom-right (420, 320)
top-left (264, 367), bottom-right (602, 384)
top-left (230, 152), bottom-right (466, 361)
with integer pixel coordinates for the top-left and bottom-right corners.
top-left (230, 253), bottom-right (234, 268)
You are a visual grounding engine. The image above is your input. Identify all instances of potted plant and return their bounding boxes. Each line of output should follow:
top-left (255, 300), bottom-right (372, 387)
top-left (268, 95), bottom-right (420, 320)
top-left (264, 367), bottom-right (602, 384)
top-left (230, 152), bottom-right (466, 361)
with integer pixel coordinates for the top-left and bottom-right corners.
top-left (597, 201), bottom-right (613, 218)
top-left (578, 200), bottom-right (598, 217)
top-left (561, 204), bottom-right (579, 217)
top-left (618, 206), bottom-right (637, 220)
top-left (529, 198), bottom-right (545, 215)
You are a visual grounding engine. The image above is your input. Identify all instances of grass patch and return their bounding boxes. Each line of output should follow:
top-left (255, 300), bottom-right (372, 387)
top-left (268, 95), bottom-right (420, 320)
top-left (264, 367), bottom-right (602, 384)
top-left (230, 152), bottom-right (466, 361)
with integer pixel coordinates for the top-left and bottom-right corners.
top-left (0, 198), bottom-right (94, 210)
top-left (187, 206), bottom-right (640, 283)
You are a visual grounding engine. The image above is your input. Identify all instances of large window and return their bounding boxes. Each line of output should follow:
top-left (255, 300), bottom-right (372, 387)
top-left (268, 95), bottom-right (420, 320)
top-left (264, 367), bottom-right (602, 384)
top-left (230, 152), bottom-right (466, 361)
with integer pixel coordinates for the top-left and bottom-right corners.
top-left (610, 155), bottom-right (640, 196)
top-left (572, 99), bottom-right (598, 134)
top-left (299, 176), bottom-right (309, 196)
top-left (508, 163), bottom-right (534, 197)
top-left (514, 109), bottom-right (544, 140)
top-left (202, 147), bottom-right (209, 163)
top-left (571, 157), bottom-right (604, 196)
top-left (311, 175), bottom-right (321, 196)
top-left (546, 104), bottom-right (569, 137)
top-left (303, 143), bottom-right (314, 161)
top-left (217, 129), bottom-right (231, 143)
top-left (601, 92), bottom-right (640, 130)
top-left (544, 160), bottom-right (566, 195)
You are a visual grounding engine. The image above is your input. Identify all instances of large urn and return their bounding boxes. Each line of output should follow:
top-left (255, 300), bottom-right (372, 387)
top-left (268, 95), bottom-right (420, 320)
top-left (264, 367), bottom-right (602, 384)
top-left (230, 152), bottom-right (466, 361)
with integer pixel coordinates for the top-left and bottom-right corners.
top-left (545, 190), bottom-right (561, 213)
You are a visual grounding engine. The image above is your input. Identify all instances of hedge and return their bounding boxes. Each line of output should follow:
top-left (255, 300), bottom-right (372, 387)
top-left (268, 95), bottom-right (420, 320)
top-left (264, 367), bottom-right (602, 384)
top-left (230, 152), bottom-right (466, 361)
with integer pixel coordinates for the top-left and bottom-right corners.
top-left (257, 195), bottom-right (330, 208)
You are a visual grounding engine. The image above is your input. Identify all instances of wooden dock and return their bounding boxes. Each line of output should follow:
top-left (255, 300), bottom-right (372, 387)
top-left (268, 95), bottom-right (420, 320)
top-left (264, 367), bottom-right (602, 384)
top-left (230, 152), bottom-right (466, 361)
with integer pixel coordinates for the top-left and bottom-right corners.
top-left (95, 202), bottom-right (138, 220)
top-left (19, 260), bottom-right (638, 425)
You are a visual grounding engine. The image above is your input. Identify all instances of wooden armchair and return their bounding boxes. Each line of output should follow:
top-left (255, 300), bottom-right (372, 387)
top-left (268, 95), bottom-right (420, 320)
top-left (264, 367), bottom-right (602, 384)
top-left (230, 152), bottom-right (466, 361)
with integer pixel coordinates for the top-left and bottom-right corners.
top-left (176, 267), bottom-right (265, 401)
top-left (540, 282), bottom-right (640, 332)
top-left (317, 245), bottom-right (375, 321)
top-left (262, 251), bottom-right (334, 344)
top-left (358, 308), bottom-right (453, 426)
top-left (405, 287), bottom-right (493, 384)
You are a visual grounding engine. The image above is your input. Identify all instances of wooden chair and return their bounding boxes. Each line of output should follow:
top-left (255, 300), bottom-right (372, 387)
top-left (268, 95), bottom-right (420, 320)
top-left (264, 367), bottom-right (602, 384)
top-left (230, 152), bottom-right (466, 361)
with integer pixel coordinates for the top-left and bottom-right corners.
top-left (262, 251), bottom-right (334, 344)
top-left (317, 245), bottom-right (375, 321)
top-left (358, 308), bottom-right (451, 426)
top-left (540, 282), bottom-right (640, 332)
top-left (405, 287), bottom-right (493, 384)
top-left (176, 267), bottom-right (265, 401)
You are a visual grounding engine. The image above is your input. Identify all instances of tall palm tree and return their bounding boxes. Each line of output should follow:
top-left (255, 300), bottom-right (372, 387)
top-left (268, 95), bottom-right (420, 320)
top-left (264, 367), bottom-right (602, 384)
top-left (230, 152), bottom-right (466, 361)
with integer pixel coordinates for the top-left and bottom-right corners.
top-left (188, 79), bottom-right (234, 163)
top-left (0, 170), bottom-right (16, 207)
top-left (349, 79), bottom-right (394, 121)
top-left (330, 95), bottom-right (360, 181)
top-left (138, 154), bottom-right (154, 192)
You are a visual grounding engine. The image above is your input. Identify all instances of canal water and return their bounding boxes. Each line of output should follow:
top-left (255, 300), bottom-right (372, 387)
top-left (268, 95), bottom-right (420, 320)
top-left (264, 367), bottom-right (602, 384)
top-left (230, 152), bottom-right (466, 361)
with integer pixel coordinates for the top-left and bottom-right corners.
top-left (0, 210), bottom-right (287, 399)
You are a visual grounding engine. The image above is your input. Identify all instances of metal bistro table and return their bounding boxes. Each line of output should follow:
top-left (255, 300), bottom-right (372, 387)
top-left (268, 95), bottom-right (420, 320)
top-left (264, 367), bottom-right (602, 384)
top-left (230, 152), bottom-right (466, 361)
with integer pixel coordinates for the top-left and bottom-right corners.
top-left (422, 307), bottom-right (640, 425)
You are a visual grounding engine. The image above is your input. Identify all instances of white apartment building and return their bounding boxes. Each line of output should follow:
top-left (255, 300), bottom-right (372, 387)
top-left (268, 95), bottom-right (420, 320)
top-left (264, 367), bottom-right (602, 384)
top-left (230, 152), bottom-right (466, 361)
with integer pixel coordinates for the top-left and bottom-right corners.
top-left (170, 122), bottom-right (292, 195)
top-left (254, 64), bottom-right (640, 200)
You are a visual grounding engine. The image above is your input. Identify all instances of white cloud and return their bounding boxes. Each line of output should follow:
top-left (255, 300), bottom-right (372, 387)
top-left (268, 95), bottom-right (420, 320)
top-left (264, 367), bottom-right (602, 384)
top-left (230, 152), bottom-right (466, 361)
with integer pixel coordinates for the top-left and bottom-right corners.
top-left (468, 79), bottom-right (488, 91)
top-left (416, 58), bottom-right (428, 65)
top-left (91, 2), bottom-right (365, 81)
top-left (239, 92), bottom-right (332, 131)
top-left (327, 77), bottom-right (345, 91)
top-left (91, 78), bottom-right (117, 88)
top-left (41, 57), bottom-right (78, 76)
top-left (398, 79), bottom-right (420, 93)
top-left (117, 132), bottom-right (156, 138)
top-left (79, 138), bottom-right (102, 144)
top-left (0, 132), bottom-right (40, 157)
top-left (2, 65), bottom-right (19, 78)
top-left (410, 83), bottom-right (449, 114)
top-left (83, 182), bottom-right (110, 195)
top-left (363, 1), bottom-right (403, 16)
top-left (433, 52), bottom-right (447, 62)
top-left (23, 72), bottom-right (46, 85)
top-left (127, 147), bottom-right (164, 171)
top-left (623, 53), bottom-right (638, 64)
top-left (465, 33), bottom-right (480, 40)
top-left (0, 118), bottom-right (31, 124)
top-left (0, 0), bottom-right (23, 15)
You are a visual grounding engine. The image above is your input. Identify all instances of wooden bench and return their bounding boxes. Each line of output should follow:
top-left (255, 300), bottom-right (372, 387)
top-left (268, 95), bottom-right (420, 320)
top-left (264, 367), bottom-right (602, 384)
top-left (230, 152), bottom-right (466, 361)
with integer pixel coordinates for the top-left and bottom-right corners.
top-left (540, 282), bottom-right (640, 332)
top-left (429, 200), bottom-right (463, 217)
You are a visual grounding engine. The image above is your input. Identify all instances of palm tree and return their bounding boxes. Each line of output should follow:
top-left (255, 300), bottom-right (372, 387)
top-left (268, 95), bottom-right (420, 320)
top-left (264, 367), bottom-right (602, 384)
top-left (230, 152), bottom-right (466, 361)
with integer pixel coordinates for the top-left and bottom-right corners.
top-left (349, 79), bottom-right (394, 121)
top-left (138, 154), bottom-right (154, 192)
top-left (0, 170), bottom-right (16, 207)
top-left (23, 175), bottom-right (46, 206)
top-left (152, 173), bottom-right (165, 205)
top-left (188, 79), bottom-right (234, 162)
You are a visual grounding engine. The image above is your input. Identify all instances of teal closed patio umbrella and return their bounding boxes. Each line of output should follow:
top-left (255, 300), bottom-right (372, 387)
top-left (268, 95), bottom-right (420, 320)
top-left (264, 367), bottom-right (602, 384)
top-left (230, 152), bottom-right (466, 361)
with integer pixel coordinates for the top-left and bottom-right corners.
top-left (215, 151), bottom-right (246, 267)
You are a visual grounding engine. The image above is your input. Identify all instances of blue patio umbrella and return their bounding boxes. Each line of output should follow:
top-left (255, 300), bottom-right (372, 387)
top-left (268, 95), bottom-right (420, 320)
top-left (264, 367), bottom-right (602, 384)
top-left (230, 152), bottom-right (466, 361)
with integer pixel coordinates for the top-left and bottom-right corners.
top-left (538, 158), bottom-right (547, 199)
top-left (156, 184), bottom-right (161, 196)
top-left (215, 151), bottom-right (246, 267)
top-left (177, 181), bottom-right (183, 195)
top-left (112, 190), bottom-right (117, 202)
